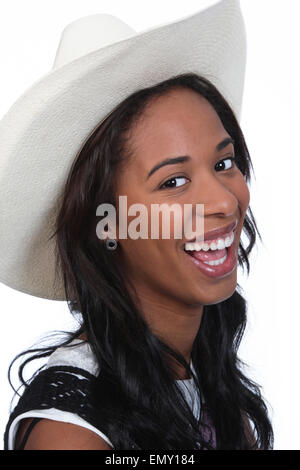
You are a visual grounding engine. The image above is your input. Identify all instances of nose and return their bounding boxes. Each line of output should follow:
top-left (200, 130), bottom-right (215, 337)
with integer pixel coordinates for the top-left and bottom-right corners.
top-left (196, 174), bottom-right (238, 219)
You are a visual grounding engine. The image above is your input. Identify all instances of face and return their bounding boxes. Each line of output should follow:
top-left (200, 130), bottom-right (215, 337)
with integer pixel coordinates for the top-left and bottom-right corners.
top-left (113, 88), bottom-right (250, 308)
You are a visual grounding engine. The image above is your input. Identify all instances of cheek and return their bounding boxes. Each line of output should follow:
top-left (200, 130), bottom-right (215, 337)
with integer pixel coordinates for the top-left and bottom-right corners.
top-left (232, 173), bottom-right (250, 214)
top-left (118, 238), bottom-right (172, 290)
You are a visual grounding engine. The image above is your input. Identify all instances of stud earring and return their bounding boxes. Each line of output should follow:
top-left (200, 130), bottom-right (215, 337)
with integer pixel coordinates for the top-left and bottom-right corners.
top-left (106, 239), bottom-right (118, 250)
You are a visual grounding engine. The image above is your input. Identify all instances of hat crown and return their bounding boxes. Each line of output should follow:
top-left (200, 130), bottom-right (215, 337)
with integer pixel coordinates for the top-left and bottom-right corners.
top-left (52, 14), bottom-right (137, 70)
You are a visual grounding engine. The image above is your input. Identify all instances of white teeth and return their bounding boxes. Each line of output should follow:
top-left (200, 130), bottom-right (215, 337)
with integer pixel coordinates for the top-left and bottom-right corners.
top-left (217, 239), bottom-right (226, 250)
top-left (185, 243), bottom-right (194, 251)
top-left (184, 230), bottom-right (234, 252)
top-left (202, 243), bottom-right (210, 251)
top-left (224, 236), bottom-right (231, 248)
top-left (203, 252), bottom-right (227, 266)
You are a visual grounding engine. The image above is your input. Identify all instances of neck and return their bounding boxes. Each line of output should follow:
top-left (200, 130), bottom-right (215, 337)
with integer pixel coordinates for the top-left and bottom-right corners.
top-left (132, 288), bottom-right (203, 381)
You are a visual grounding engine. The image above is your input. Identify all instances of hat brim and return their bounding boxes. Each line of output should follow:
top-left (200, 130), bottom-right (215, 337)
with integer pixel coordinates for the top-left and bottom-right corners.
top-left (0, 0), bottom-right (246, 300)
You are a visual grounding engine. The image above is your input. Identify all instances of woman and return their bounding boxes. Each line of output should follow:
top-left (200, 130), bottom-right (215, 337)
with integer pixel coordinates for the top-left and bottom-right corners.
top-left (2, 4), bottom-right (274, 450)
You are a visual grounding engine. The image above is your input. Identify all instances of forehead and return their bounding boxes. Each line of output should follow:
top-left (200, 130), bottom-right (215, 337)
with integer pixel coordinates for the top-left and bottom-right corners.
top-left (116, 88), bottom-right (231, 189)
top-left (128, 88), bottom-right (229, 160)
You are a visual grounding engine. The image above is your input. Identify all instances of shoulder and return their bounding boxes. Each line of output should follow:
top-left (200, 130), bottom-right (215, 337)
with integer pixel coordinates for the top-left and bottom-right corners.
top-left (46, 338), bottom-right (99, 376)
top-left (15, 341), bottom-right (99, 416)
top-left (6, 339), bottom-right (114, 450)
top-left (15, 417), bottom-right (113, 450)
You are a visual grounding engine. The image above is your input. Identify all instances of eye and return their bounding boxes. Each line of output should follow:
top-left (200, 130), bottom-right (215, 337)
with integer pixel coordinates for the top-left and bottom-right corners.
top-left (215, 156), bottom-right (236, 172)
top-left (159, 176), bottom-right (190, 190)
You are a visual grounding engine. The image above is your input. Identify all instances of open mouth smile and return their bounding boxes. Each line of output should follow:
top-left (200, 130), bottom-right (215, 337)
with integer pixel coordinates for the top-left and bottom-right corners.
top-left (181, 225), bottom-right (238, 279)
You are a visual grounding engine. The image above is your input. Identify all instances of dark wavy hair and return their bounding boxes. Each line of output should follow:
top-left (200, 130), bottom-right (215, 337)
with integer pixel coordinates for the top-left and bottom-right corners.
top-left (8, 72), bottom-right (274, 450)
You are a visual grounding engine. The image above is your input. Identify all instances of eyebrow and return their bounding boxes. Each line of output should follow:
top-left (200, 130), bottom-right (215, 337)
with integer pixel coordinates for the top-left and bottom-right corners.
top-left (146, 137), bottom-right (235, 180)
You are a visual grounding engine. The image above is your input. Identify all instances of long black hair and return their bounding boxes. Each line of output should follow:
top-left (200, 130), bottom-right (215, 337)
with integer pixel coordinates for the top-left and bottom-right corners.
top-left (7, 72), bottom-right (274, 449)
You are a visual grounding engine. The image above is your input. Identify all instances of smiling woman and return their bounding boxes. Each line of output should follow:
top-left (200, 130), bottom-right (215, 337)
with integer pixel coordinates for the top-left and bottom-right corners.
top-left (4, 72), bottom-right (273, 450)
top-left (114, 87), bottom-right (249, 296)
top-left (1, 2), bottom-right (274, 451)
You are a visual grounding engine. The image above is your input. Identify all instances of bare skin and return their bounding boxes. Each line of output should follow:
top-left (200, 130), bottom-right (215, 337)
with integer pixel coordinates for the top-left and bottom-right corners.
top-left (113, 88), bottom-right (250, 379)
top-left (15, 418), bottom-right (112, 450)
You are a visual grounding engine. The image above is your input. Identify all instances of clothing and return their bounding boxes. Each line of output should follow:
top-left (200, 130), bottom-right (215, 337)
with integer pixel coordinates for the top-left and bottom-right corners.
top-left (4, 339), bottom-right (212, 450)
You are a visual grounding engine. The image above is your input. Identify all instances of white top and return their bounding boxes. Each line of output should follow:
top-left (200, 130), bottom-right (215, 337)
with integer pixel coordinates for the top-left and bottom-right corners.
top-left (7, 339), bottom-right (200, 450)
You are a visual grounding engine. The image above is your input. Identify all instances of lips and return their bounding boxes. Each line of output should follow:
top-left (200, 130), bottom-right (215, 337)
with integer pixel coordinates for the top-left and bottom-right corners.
top-left (183, 219), bottom-right (238, 246)
top-left (184, 234), bottom-right (237, 279)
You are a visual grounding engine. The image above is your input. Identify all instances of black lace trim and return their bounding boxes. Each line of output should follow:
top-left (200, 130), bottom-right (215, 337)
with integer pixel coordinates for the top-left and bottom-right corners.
top-left (3, 366), bottom-right (109, 450)
top-left (4, 365), bottom-right (216, 450)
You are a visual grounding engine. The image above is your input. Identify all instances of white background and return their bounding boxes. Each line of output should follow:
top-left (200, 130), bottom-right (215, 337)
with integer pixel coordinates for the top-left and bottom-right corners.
top-left (0, 0), bottom-right (299, 450)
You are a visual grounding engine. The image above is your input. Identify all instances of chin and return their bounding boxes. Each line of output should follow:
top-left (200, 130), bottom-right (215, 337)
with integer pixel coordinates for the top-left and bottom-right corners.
top-left (191, 275), bottom-right (237, 306)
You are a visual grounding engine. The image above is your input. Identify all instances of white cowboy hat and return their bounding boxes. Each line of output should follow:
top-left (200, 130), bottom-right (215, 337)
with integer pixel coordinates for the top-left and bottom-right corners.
top-left (0, 0), bottom-right (247, 301)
